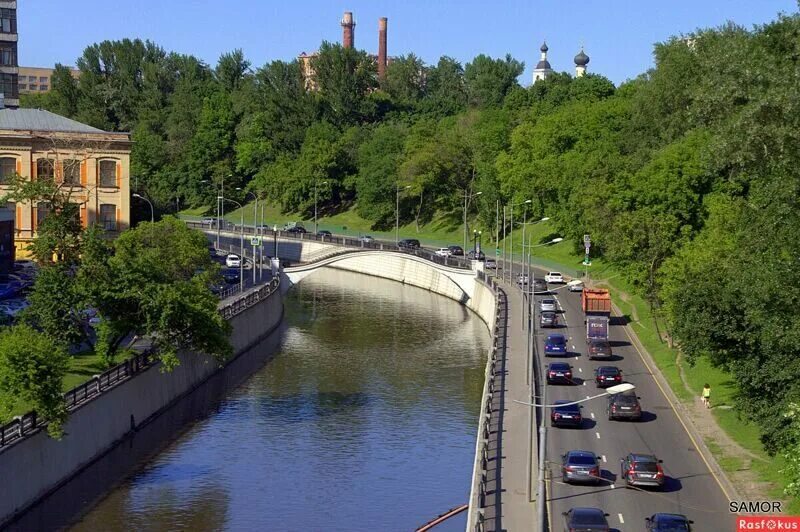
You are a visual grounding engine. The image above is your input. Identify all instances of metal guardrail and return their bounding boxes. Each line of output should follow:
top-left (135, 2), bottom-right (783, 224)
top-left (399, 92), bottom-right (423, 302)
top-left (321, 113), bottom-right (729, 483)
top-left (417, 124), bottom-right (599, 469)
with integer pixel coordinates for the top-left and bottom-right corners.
top-left (467, 273), bottom-right (505, 532)
top-left (0, 276), bottom-right (282, 452)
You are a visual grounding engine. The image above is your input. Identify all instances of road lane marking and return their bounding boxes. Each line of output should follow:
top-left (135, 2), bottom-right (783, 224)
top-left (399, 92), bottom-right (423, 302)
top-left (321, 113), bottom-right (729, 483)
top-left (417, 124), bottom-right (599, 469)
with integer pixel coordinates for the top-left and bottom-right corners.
top-left (618, 514), bottom-right (625, 524)
top-left (610, 483), bottom-right (615, 489)
top-left (578, 367), bottom-right (582, 373)
top-left (595, 432), bottom-right (601, 439)
top-left (583, 381), bottom-right (586, 386)
top-left (602, 455), bottom-right (607, 463)
top-left (590, 412), bottom-right (595, 419)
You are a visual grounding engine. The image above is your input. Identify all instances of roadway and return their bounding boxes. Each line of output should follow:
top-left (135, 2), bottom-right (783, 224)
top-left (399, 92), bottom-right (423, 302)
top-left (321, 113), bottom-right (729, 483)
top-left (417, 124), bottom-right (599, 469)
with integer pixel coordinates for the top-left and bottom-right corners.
top-left (525, 276), bottom-right (734, 530)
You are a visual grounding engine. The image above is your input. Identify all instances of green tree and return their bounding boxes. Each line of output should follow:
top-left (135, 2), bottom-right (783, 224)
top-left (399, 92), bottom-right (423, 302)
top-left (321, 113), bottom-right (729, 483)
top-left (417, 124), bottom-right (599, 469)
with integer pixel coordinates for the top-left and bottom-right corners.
top-left (420, 56), bottom-right (467, 117)
top-left (312, 41), bottom-right (377, 126)
top-left (464, 54), bottom-right (524, 108)
top-left (21, 263), bottom-right (85, 348)
top-left (382, 54), bottom-right (427, 110)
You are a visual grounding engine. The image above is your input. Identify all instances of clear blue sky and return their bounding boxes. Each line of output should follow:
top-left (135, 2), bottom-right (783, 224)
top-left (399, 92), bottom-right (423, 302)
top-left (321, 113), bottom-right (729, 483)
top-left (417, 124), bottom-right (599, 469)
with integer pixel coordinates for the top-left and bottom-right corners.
top-left (20, 0), bottom-right (798, 85)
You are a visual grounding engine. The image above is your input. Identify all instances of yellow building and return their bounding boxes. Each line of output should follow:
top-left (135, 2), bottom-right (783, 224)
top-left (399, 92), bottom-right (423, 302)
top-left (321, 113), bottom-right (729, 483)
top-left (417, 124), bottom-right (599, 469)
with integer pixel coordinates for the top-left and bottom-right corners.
top-left (18, 66), bottom-right (80, 94)
top-left (0, 108), bottom-right (131, 258)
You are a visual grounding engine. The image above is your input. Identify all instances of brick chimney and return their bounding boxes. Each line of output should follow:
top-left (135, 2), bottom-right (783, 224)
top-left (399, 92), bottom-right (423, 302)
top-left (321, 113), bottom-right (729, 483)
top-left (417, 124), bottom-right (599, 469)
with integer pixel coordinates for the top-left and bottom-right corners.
top-left (341, 11), bottom-right (355, 49)
top-left (378, 17), bottom-right (388, 80)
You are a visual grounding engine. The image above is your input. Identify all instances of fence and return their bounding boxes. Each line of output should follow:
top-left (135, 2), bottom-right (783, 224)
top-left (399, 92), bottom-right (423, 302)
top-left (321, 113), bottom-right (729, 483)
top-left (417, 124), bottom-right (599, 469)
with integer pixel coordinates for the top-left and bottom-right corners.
top-left (0, 276), bottom-right (281, 452)
top-left (466, 273), bottom-right (505, 532)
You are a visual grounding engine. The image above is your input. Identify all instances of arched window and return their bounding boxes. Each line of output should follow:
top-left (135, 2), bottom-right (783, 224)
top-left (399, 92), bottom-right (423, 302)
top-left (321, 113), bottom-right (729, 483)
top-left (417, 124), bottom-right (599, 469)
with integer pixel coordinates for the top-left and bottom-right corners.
top-left (0, 157), bottom-right (15, 183)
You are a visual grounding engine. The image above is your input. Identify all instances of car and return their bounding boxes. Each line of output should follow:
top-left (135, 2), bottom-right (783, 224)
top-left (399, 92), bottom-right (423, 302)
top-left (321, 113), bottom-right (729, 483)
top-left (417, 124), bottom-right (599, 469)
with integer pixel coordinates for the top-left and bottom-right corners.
top-left (594, 366), bottom-right (622, 388)
top-left (545, 271), bottom-right (564, 283)
top-left (447, 245), bottom-right (464, 256)
top-left (398, 238), bottom-right (420, 250)
top-left (607, 392), bottom-right (642, 421)
top-left (467, 249), bottom-right (485, 261)
top-left (550, 400), bottom-right (582, 428)
top-left (540, 311), bottom-right (558, 328)
top-left (435, 248), bottom-right (451, 257)
top-left (202, 217), bottom-right (216, 225)
top-left (546, 362), bottom-right (574, 385)
top-left (533, 279), bottom-right (548, 294)
top-left (484, 258), bottom-right (497, 269)
top-left (587, 338), bottom-right (613, 360)
top-left (621, 453), bottom-right (665, 489)
top-left (645, 513), bottom-right (693, 531)
top-left (544, 334), bottom-right (568, 356)
top-left (562, 508), bottom-right (610, 532)
top-left (285, 226), bottom-right (307, 234)
top-left (358, 235), bottom-right (374, 244)
top-left (225, 254), bottom-right (242, 268)
top-left (517, 273), bottom-right (529, 286)
top-left (221, 268), bottom-right (240, 284)
top-left (561, 450), bottom-right (602, 485)
top-left (539, 298), bottom-right (557, 312)
top-left (317, 230), bottom-right (332, 237)
top-left (567, 279), bottom-right (584, 292)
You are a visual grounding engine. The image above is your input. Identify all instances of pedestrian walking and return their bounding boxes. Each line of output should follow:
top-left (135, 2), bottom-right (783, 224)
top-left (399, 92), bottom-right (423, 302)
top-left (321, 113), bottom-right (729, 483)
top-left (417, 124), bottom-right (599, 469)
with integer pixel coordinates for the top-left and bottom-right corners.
top-left (702, 383), bottom-right (711, 408)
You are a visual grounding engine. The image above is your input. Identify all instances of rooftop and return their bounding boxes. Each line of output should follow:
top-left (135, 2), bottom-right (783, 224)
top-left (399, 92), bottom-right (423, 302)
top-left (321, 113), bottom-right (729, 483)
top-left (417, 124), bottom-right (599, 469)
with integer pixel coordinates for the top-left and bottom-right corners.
top-left (0, 108), bottom-right (107, 134)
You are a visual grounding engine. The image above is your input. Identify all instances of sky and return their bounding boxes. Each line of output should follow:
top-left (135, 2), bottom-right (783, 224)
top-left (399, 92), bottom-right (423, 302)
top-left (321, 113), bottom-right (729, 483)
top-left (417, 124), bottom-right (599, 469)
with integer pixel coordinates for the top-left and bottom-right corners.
top-left (20, 0), bottom-right (799, 85)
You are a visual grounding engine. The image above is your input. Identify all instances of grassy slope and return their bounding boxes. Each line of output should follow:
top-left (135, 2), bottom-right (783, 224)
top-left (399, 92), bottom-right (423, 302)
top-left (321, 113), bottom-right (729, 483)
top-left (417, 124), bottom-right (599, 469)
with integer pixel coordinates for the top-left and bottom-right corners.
top-left (188, 200), bottom-right (791, 506)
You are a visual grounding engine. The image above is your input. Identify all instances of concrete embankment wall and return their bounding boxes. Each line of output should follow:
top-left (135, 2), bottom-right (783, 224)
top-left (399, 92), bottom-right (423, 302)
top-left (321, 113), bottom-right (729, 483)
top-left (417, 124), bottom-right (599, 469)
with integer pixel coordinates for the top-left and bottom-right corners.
top-left (0, 286), bottom-right (284, 526)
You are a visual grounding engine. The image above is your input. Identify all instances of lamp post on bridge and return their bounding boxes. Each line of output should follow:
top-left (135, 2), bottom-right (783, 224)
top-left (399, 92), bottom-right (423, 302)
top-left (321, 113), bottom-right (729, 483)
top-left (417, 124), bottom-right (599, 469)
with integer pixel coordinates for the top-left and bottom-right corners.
top-left (506, 199), bottom-right (532, 283)
top-left (463, 190), bottom-right (482, 255)
top-left (396, 184), bottom-right (411, 245)
top-left (220, 197), bottom-right (244, 293)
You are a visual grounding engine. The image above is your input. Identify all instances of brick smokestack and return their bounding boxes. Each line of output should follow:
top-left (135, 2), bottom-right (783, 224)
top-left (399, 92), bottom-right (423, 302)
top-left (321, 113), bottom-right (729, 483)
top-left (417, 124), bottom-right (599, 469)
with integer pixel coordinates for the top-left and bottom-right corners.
top-left (341, 11), bottom-right (355, 49)
top-left (378, 17), bottom-right (388, 80)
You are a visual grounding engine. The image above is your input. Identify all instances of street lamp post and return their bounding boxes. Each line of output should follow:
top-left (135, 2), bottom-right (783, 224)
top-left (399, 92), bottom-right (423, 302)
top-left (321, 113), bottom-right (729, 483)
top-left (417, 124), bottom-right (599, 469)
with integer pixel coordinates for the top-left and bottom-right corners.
top-left (314, 180), bottom-right (327, 234)
top-left (221, 197), bottom-right (244, 293)
top-left (507, 200), bottom-right (531, 283)
top-left (240, 190), bottom-right (259, 286)
top-left (132, 193), bottom-right (154, 223)
top-left (396, 184), bottom-right (411, 245)
top-left (463, 190), bottom-right (483, 254)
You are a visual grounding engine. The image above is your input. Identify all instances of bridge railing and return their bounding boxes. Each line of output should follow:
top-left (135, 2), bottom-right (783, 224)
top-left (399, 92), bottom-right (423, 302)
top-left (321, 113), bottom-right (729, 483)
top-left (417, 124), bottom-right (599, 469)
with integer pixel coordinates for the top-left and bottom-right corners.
top-left (0, 275), bottom-right (281, 453)
top-left (466, 273), bottom-right (505, 532)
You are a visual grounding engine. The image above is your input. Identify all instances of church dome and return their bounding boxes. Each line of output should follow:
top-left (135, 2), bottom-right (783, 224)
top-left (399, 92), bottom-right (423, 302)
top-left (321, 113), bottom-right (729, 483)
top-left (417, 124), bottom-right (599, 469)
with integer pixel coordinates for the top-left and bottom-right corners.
top-left (536, 60), bottom-right (552, 70)
top-left (540, 41), bottom-right (549, 52)
top-left (574, 49), bottom-right (590, 66)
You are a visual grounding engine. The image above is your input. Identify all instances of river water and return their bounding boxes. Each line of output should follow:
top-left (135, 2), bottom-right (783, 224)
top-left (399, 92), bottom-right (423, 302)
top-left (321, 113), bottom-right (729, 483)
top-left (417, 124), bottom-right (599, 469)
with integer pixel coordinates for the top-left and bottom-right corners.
top-left (71, 268), bottom-right (490, 531)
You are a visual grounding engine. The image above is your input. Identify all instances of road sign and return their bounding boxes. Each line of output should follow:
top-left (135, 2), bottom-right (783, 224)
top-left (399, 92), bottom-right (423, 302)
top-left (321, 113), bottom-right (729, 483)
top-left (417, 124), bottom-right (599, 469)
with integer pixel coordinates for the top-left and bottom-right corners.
top-left (583, 234), bottom-right (591, 244)
top-left (251, 237), bottom-right (262, 246)
top-left (496, 248), bottom-right (501, 254)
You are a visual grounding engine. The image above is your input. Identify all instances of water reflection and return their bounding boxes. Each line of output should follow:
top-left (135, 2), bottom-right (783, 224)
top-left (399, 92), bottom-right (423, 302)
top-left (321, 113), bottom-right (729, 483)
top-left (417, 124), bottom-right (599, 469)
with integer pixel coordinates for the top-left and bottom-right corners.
top-left (72, 268), bottom-right (489, 531)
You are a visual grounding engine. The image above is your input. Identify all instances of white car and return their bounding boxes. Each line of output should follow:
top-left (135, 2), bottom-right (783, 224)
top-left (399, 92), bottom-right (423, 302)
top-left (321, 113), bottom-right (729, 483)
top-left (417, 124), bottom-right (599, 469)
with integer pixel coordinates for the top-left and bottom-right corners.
top-left (225, 254), bottom-right (242, 268)
top-left (567, 279), bottom-right (584, 292)
top-left (359, 235), bottom-right (374, 244)
top-left (539, 298), bottom-right (557, 312)
top-left (485, 258), bottom-right (497, 269)
top-left (435, 248), bottom-right (452, 257)
top-left (545, 272), bottom-right (564, 284)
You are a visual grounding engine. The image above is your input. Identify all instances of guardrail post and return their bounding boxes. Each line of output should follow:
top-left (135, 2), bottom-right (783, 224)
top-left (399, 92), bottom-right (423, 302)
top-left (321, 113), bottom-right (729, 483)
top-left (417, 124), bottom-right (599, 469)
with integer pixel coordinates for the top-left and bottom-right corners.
top-left (93, 374), bottom-right (101, 394)
top-left (13, 415), bottom-right (22, 437)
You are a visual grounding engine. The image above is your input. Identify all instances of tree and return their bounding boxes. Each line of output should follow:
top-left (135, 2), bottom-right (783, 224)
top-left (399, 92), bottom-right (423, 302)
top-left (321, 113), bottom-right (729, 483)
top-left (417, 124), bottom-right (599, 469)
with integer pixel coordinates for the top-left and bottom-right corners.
top-left (0, 325), bottom-right (69, 437)
top-left (464, 54), bottom-right (524, 108)
top-left (421, 56), bottom-right (467, 116)
top-left (382, 54), bottom-right (427, 110)
top-left (21, 263), bottom-right (85, 348)
top-left (215, 49), bottom-right (251, 92)
top-left (354, 123), bottom-right (407, 224)
top-left (312, 41), bottom-right (378, 126)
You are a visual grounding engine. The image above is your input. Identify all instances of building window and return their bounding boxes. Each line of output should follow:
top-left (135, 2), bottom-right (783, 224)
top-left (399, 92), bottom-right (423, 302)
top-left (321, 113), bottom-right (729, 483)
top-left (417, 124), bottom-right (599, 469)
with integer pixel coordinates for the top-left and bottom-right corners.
top-left (18, 83), bottom-right (25, 90)
top-left (27, 76), bottom-right (35, 82)
top-left (0, 157), bottom-right (15, 183)
top-left (0, 73), bottom-right (18, 99)
top-left (36, 159), bottom-right (55, 181)
top-left (63, 159), bottom-right (80, 185)
top-left (39, 85), bottom-right (47, 91)
top-left (99, 160), bottom-right (117, 187)
top-left (0, 9), bottom-right (16, 34)
top-left (0, 45), bottom-right (16, 66)
top-left (39, 76), bottom-right (47, 83)
top-left (36, 202), bottom-right (51, 228)
top-left (99, 204), bottom-right (116, 231)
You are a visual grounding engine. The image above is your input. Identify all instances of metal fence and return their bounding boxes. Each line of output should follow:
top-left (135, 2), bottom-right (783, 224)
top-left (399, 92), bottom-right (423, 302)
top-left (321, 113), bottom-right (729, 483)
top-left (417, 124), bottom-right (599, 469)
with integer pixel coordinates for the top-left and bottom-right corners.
top-left (467, 273), bottom-right (505, 532)
top-left (0, 276), bottom-right (282, 453)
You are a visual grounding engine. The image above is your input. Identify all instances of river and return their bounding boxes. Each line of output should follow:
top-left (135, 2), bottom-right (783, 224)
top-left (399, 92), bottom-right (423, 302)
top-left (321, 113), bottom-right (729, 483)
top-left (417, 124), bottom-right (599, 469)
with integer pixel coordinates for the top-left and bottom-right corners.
top-left (70, 268), bottom-right (490, 531)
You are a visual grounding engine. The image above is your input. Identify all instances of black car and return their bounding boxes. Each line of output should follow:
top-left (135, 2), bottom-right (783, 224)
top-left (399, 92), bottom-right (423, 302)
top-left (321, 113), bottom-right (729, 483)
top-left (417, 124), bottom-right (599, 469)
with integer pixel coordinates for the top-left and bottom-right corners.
top-left (646, 513), bottom-right (693, 531)
top-left (467, 249), bottom-right (485, 261)
top-left (607, 392), bottom-right (642, 421)
top-left (546, 362), bottom-right (574, 385)
top-left (540, 311), bottom-right (558, 328)
top-left (221, 268), bottom-right (240, 284)
top-left (594, 366), bottom-right (622, 388)
top-left (398, 238), bottom-right (421, 250)
top-left (551, 400), bottom-right (582, 428)
top-left (562, 508), bottom-right (610, 532)
top-left (317, 230), bottom-right (332, 237)
top-left (532, 278), bottom-right (548, 294)
top-left (286, 226), bottom-right (307, 234)
top-left (447, 245), bottom-right (464, 256)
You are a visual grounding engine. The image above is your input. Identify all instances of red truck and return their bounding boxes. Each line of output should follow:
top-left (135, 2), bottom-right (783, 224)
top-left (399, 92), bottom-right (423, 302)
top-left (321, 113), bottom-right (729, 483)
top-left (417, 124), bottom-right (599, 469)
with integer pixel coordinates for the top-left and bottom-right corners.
top-left (582, 289), bottom-right (611, 340)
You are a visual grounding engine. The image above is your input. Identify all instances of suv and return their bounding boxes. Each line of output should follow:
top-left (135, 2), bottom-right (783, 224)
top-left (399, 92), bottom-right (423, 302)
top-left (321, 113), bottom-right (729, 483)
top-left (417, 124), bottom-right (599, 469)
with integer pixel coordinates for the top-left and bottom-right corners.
top-left (544, 334), bottom-right (567, 356)
top-left (225, 254), bottom-right (241, 268)
top-left (545, 271), bottom-right (564, 283)
top-left (398, 238), bottom-right (421, 250)
top-left (561, 450), bottom-right (602, 485)
top-left (587, 338), bottom-right (613, 360)
top-left (546, 362), bottom-right (574, 385)
top-left (551, 400), bottom-right (582, 428)
top-left (607, 392), bottom-right (642, 421)
top-left (467, 249), bottom-right (485, 261)
top-left (540, 311), bottom-right (558, 328)
top-left (620, 453), bottom-right (665, 489)
top-left (533, 279), bottom-right (548, 294)
top-left (435, 248), bottom-right (451, 257)
top-left (447, 245), bottom-right (464, 256)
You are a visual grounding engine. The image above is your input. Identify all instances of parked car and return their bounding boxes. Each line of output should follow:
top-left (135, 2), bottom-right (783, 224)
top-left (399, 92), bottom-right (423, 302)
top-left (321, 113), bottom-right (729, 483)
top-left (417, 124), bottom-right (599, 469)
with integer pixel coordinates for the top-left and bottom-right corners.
top-left (539, 298), bottom-right (557, 312)
top-left (533, 279), bottom-right (548, 294)
top-left (447, 245), bottom-right (464, 256)
top-left (467, 249), bottom-right (485, 261)
top-left (594, 366), bottom-right (623, 388)
top-left (567, 279), bottom-right (584, 292)
top-left (646, 513), bottom-right (693, 531)
top-left (587, 338), bottom-right (613, 360)
top-left (561, 450), bottom-right (602, 485)
top-left (484, 258), bottom-right (497, 269)
top-left (607, 392), bottom-right (642, 421)
top-left (562, 508), bottom-right (610, 532)
top-left (435, 248), bottom-right (451, 257)
top-left (620, 453), bottom-right (665, 489)
top-left (540, 311), bottom-right (558, 328)
top-left (398, 238), bottom-right (421, 250)
top-left (550, 400), bottom-right (582, 428)
top-left (544, 334), bottom-right (568, 356)
top-left (359, 235), bottom-right (374, 244)
top-left (546, 362), bottom-right (574, 385)
top-left (317, 230), bottom-right (332, 237)
top-left (545, 271), bottom-right (564, 283)
top-left (225, 254), bottom-right (242, 268)
top-left (221, 268), bottom-right (240, 284)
